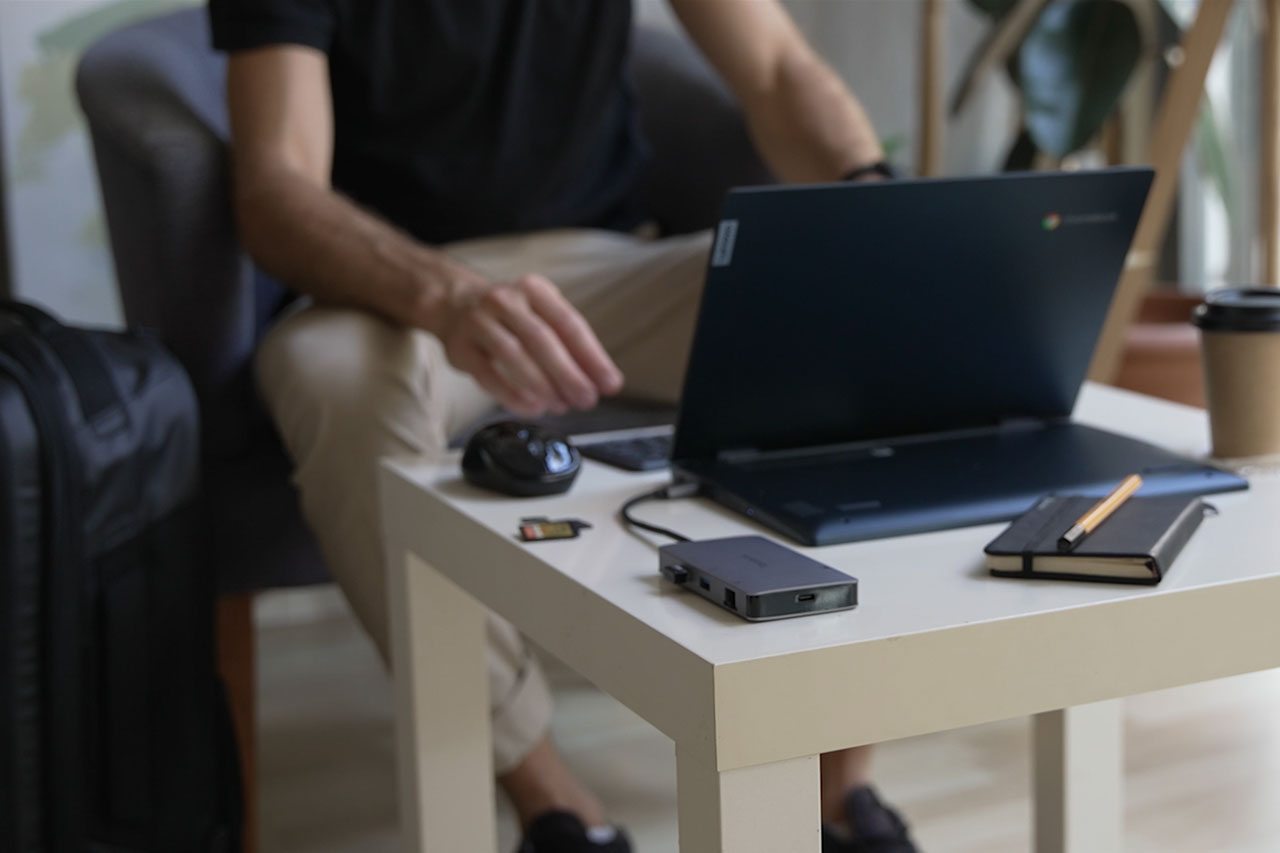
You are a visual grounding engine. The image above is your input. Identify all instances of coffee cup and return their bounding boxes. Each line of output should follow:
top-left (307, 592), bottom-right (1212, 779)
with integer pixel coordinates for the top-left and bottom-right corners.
top-left (1191, 287), bottom-right (1280, 460)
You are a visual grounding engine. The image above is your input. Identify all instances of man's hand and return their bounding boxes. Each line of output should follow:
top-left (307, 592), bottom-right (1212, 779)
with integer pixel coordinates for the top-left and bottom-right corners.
top-left (226, 46), bottom-right (622, 416)
top-left (436, 273), bottom-right (624, 417)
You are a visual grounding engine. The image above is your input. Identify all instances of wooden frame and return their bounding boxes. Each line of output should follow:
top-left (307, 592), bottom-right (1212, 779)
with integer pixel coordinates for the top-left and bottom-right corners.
top-left (217, 595), bottom-right (258, 853)
top-left (1085, 0), bottom-right (1237, 381)
top-left (918, 0), bottom-right (947, 177)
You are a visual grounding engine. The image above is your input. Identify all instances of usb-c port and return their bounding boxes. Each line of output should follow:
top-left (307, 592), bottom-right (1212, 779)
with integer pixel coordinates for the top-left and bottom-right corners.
top-left (796, 593), bottom-right (816, 603)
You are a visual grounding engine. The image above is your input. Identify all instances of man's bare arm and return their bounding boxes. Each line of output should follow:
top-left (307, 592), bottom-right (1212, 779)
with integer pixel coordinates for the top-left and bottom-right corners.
top-left (227, 46), bottom-right (460, 329)
top-left (226, 46), bottom-right (620, 414)
top-left (667, 0), bottom-right (884, 183)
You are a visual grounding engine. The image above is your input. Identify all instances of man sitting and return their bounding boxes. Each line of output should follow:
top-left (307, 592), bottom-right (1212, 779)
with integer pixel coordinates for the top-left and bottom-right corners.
top-left (210, 0), bottom-right (916, 849)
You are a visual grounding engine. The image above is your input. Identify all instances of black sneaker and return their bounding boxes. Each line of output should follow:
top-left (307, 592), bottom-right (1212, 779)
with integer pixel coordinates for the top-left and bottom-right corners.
top-left (821, 786), bottom-right (918, 853)
top-left (517, 810), bottom-right (632, 853)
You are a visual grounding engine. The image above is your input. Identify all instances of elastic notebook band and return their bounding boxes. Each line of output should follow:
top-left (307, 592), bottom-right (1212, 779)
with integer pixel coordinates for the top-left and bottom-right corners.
top-left (1021, 498), bottom-right (1076, 572)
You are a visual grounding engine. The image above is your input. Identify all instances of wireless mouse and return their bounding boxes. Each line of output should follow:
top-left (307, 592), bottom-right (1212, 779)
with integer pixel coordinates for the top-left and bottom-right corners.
top-left (461, 421), bottom-right (581, 497)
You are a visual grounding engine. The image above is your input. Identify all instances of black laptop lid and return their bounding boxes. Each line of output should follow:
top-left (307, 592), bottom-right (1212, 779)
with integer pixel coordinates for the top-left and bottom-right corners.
top-left (670, 168), bottom-right (1154, 463)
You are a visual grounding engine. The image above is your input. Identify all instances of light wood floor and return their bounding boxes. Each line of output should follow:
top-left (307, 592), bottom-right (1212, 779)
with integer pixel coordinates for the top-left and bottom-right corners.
top-left (256, 588), bottom-right (1280, 853)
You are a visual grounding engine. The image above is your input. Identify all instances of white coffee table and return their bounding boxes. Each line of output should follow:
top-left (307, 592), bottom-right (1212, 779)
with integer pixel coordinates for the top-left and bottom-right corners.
top-left (378, 383), bottom-right (1280, 853)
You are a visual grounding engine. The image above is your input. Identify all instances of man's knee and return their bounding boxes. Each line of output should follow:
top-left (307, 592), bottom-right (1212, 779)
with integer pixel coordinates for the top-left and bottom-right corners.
top-left (255, 305), bottom-right (448, 462)
top-left (258, 306), bottom-right (419, 407)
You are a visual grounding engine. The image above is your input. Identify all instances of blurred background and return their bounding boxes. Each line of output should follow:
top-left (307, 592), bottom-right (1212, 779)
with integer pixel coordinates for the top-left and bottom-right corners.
top-left (3, 2), bottom-right (1278, 851)
top-left (4, 0), bottom-right (1272, 325)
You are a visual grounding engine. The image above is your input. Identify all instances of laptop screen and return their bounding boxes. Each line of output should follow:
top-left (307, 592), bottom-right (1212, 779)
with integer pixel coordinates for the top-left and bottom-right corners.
top-left (670, 168), bottom-right (1153, 463)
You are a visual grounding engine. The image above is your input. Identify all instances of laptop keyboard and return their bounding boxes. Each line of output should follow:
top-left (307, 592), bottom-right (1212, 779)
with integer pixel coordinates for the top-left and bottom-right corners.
top-left (577, 433), bottom-right (673, 471)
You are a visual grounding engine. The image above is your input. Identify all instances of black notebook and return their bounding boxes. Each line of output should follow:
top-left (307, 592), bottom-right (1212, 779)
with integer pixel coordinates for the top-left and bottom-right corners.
top-left (984, 494), bottom-right (1213, 584)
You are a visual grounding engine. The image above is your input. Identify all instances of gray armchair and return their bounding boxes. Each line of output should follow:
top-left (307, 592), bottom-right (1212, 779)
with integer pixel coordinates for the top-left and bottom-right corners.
top-left (75, 6), bottom-right (770, 849)
top-left (76, 7), bottom-right (770, 595)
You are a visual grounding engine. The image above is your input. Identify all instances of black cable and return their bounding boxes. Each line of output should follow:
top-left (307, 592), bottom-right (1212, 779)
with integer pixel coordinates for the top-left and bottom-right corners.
top-left (618, 482), bottom-right (698, 543)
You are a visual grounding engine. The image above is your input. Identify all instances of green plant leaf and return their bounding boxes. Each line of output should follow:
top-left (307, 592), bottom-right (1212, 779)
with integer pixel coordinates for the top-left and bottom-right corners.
top-left (36, 0), bottom-right (189, 54)
top-left (10, 1), bottom-right (194, 185)
top-left (1018, 0), bottom-right (1141, 158)
top-left (968, 0), bottom-right (1023, 19)
top-left (1003, 126), bottom-right (1039, 171)
top-left (15, 55), bottom-right (79, 182)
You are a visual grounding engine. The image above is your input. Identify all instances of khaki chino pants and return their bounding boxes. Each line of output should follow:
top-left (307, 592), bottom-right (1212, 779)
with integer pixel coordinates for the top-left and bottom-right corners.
top-left (255, 228), bottom-right (712, 772)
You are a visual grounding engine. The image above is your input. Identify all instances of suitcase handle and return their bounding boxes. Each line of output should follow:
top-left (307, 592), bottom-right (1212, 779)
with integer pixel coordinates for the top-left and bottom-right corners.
top-left (1, 299), bottom-right (61, 333)
top-left (1, 300), bottom-right (124, 424)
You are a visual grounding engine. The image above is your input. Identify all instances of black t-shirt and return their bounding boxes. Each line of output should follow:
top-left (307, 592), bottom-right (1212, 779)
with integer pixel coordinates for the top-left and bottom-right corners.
top-left (209, 0), bottom-right (649, 243)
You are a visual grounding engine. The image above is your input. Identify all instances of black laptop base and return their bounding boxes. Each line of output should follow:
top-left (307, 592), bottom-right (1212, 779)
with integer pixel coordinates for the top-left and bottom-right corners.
top-left (674, 421), bottom-right (1247, 547)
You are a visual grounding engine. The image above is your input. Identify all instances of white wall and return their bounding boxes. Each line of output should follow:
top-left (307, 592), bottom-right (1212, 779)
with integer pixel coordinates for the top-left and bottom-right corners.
top-left (0, 0), bottom-right (193, 328)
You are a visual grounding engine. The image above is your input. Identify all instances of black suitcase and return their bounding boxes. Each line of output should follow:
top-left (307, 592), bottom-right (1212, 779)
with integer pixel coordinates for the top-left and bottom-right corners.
top-left (0, 301), bottom-right (240, 852)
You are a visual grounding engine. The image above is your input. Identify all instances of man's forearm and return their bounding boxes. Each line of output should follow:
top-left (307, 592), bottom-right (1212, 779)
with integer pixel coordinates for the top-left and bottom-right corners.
top-left (234, 167), bottom-right (475, 334)
top-left (741, 51), bottom-right (884, 184)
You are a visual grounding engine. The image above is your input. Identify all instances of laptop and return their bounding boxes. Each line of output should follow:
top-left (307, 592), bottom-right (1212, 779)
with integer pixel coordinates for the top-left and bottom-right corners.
top-left (667, 168), bottom-right (1247, 546)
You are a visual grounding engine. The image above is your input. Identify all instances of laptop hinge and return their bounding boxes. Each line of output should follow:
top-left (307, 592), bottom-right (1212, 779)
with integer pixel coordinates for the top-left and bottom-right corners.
top-left (716, 417), bottom-right (1071, 464)
top-left (997, 417), bottom-right (1053, 432)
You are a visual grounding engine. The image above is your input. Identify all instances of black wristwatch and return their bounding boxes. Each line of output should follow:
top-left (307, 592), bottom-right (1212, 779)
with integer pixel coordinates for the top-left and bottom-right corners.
top-left (842, 160), bottom-right (898, 182)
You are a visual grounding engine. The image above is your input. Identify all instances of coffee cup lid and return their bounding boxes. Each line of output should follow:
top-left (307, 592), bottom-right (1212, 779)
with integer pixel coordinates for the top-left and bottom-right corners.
top-left (1191, 287), bottom-right (1280, 332)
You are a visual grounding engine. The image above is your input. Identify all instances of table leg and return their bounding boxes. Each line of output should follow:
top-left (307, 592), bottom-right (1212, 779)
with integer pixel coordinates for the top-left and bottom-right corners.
top-left (386, 545), bottom-right (496, 853)
top-left (1032, 700), bottom-right (1124, 853)
top-left (675, 747), bottom-right (820, 852)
